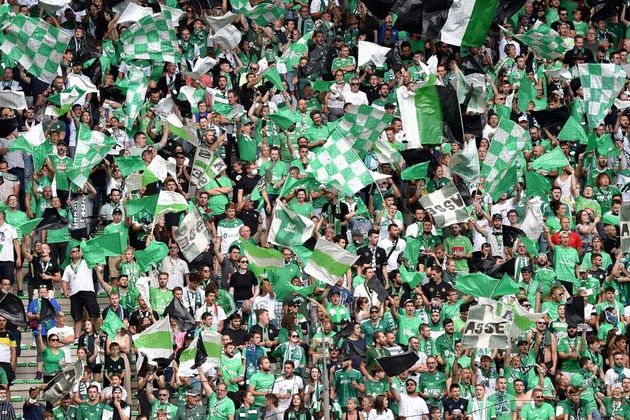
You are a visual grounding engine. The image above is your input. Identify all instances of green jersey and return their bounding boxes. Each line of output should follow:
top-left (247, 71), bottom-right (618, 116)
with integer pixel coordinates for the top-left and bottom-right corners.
top-left (50, 155), bottom-right (72, 191)
top-left (237, 134), bottom-right (258, 163)
top-left (519, 401), bottom-right (555, 419)
top-left (360, 319), bottom-right (388, 347)
top-left (249, 371), bottom-right (275, 407)
top-left (443, 235), bottom-right (473, 271)
top-left (206, 176), bottom-right (232, 216)
top-left (174, 403), bottom-right (206, 420)
top-left (207, 394), bottom-right (236, 420)
top-left (5, 209), bottom-right (27, 240)
top-left (259, 160), bottom-right (287, 195)
top-left (556, 398), bottom-right (591, 420)
top-left (488, 391), bottom-right (517, 420)
top-left (418, 371), bottom-right (446, 407)
top-left (76, 402), bottom-right (106, 420)
top-left (397, 314), bottom-right (422, 345)
top-left (221, 353), bottom-right (244, 392)
top-left (558, 336), bottom-right (583, 373)
top-left (603, 396), bottom-right (630, 419)
top-left (436, 332), bottom-right (461, 360)
top-left (53, 405), bottom-right (77, 420)
top-left (365, 379), bottom-right (389, 397)
top-left (333, 368), bottom-right (363, 408)
top-left (553, 245), bottom-right (579, 283)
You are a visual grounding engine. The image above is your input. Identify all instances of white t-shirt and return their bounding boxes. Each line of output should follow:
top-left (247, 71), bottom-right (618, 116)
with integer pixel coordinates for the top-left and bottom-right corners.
top-left (0, 222), bottom-right (17, 261)
top-left (47, 325), bottom-right (75, 363)
top-left (398, 393), bottom-right (429, 418)
top-left (272, 375), bottom-right (304, 412)
top-left (604, 367), bottom-right (630, 390)
top-left (160, 257), bottom-right (190, 290)
top-left (62, 260), bottom-right (95, 295)
top-left (195, 303), bottom-right (227, 329)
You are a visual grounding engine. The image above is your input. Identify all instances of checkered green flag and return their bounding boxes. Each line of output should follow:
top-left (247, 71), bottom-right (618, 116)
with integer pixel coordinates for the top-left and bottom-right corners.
top-left (0, 14), bottom-right (72, 83)
top-left (306, 136), bottom-right (390, 195)
top-left (335, 105), bottom-right (394, 158)
top-left (481, 117), bottom-right (527, 184)
top-left (69, 126), bottom-right (117, 187)
top-left (124, 65), bottom-right (148, 126)
top-left (578, 63), bottom-right (626, 128)
top-left (502, 21), bottom-right (571, 60)
top-left (120, 12), bottom-right (180, 63)
top-left (244, 3), bottom-right (284, 26)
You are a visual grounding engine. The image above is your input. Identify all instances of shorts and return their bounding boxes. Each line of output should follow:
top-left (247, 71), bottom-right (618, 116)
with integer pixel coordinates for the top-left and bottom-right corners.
top-left (0, 261), bottom-right (15, 283)
top-left (70, 291), bottom-right (101, 321)
top-left (0, 362), bottom-right (14, 385)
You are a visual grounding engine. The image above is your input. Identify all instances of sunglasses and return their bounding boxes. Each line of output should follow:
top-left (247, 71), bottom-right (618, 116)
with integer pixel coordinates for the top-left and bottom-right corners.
top-left (290, 334), bottom-right (299, 338)
top-left (351, 83), bottom-right (360, 86)
top-left (370, 310), bottom-right (379, 314)
top-left (240, 260), bottom-right (248, 263)
top-left (49, 338), bottom-right (59, 342)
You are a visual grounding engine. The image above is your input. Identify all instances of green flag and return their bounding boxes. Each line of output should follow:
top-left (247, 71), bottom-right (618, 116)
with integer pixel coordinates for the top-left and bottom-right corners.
top-left (524, 170), bottom-right (551, 198)
top-left (414, 74), bottom-right (442, 145)
top-left (304, 237), bottom-right (359, 285)
top-left (115, 155), bottom-right (146, 178)
top-left (597, 134), bottom-right (620, 157)
top-left (455, 272), bottom-right (519, 298)
top-left (279, 175), bottom-right (311, 198)
top-left (486, 160), bottom-right (517, 202)
top-left (241, 240), bottom-right (284, 269)
top-left (401, 162), bottom-right (430, 181)
top-left (399, 265), bottom-right (424, 288)
top-left (531, 146), bottom-right (569, 171)
top-left (18, 218), bottom-right (42, 237)
top-left (268, 201), bottom-right (314, 246)
top-left (102, 310), bottom-right (126, 339)
top-left (311, 79), bottom-right (333, 92)
top-left (126, 194), bottom-right (159, 217)
top-left (557, 116), bottom-right (588, 144)
top-left (262, 66), bottom-right (284, 91)
top-left (517, 78), bottom-right (536, 113)
top-left (135, 240), bottom-right (169, 272)
top-left (80, 233), bottom-right (126, 268)
top-left (268, 107), bottom-right (300, 130)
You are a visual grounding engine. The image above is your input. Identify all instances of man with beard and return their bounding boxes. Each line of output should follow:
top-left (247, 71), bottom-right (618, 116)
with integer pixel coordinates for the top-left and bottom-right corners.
top-left (76, 385), bottom-right (107, 419)
top-left (558, 324), bottom-right (586, 379)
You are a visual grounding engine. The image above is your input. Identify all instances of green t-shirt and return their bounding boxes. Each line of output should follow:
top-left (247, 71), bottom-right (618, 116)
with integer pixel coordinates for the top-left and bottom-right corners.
top-left (333, 368), bottom-right (363, 408)
top-left (443, 235), bottom-right (473, 271)
top-left (76, 401), bottom-right (106, 420)
top-left (46, 207), bottom-right (70, 243)
top-left (5, 210), bottom-right (28, 240)
top-left (288, 200), bottom-right (313, 219)
top-left (520, 401), bottom-right (556, 420)
top-left (150, 400), bottom-right (179, 419)
top-left (553, 245), bottom-right (579, 283)
top-left (259, 160), bottom-right (287, 195)
top-left (237, 134), bottom-right (258, 163)
top-left (249, 371), bottom-right (275, 407)
top-left (50, 155), bottom-right (73, 191)
top-left (207, 393), bottom-right (236, 420)
top-left (557, 398), bottom-right (591, 420)
top-left (43, 348), bottom-right (65, 374)
top-left (220, 353), bottom-right (244, 392)
top-left (364, 379), bottom-right (389, 397)
top-left (326, 303), bottom-right (351, 325)
top-left (418, 371), bottom-right (447, 407)
top-left (488, 392), bottom-right (517, 420)
top-left (207, 176), bottom-right (232, 216)
top-left (53, 404), bottom-right (77, 419)
top-left (397, 314), bottom-right (422, 345)
top-left (558, 336), bottom-right (582, 373)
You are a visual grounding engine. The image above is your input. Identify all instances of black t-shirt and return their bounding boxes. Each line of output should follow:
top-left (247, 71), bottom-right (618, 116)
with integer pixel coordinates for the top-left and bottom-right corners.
top-left (422, 279), bottom-right (451, 301)
top-left (101, 306), bottom-right (130, 322)
top-left (224, 327), bottom-right (247, 347)
top-left (356, 246), bottom-right (388, 270)
top-left (230, 270), bottom-right (257, 300)
top-left (129, 309), bottom-right (159, 332)
top-left (104, 355), bottom-right (125, 386)
top-left (237, 174), bottom-right (260, 197)
top-left (443, 398), bottom-right (468, 416)
top-left (30, 257), bottom-right (61, 290)
top-left (239, 209), bottom-right (261, 235)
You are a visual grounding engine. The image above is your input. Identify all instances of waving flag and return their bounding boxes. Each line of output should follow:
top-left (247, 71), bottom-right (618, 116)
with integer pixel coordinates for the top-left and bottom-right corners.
top-left (305, 238), bottom-right (359, 285)
top-left (268, 201), bottom-right (314, 247)
top-left (504, 21), bottom-right (572, 60)
top-left (579, 64), bottom-right (626, 128)
top-left (440, 0), bottom-right (498, 47)
top-left (69, 126), bottom-right (117, 187)
top-left (134, 315), bottom-right (173, 370)
top-left (242, 240), bottom-right (284, 269)
top-left (155, 191), bottom-right (188, 218)
top-left (335, 105), bottom-right (394, 158)
top-left (462, 304), bottom-right (510, 349)
top-left (121, 12), bottom-right (181, 63)
top-left (45, 86), bottom-right (86, 117)
top-left (178, 330), bottom-right (222, 376)
top-left (102, 310), bottom-right (126, 339)
top-left (0, 14), bottom-right (72, 83)
top-left (278, 30), bottom-right (313, 71)
top-left (418, 182), bottom-right (468, 228)
top-left (481, 117), bottom-right (527, 183)
top-left (124, 65), bottom-right (149, 125)
top-left (455, 273), bottom-right (520, 298)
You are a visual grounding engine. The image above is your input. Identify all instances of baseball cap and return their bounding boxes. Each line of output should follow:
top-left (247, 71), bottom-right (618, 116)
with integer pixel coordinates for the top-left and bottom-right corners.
top-left (492, 213), bottom-right (502, 220)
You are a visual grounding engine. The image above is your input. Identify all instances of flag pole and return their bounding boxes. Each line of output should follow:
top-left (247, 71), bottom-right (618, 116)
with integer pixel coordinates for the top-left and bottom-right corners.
top-left (318, 320), bottom-right (331, 420)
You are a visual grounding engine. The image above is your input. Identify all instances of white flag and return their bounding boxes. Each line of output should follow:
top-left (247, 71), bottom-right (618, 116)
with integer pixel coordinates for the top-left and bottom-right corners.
top-left (357, 41), bottom-right (391, 67)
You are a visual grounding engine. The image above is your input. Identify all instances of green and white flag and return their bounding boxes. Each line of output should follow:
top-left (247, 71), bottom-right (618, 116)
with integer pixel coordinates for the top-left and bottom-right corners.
top-left (478, 297), bottom-right (547, 337)
top-left (9, 123), bottom-right (50, 172)
top-left (142, 154), bottom-right (169, 185)
top-left (174, 207), bottom-right (212, 262)
top-left (102, 310), bottom-right (126, 339)
top-left (241, 240), bottom-right (284, 269)
top-left (307, 136), bottom-right (389, 194)
top-left (305, 237), bottom-right (359, 285)
top-left (191, 145), bottom-right (227, 190)
top-left (120, 12), bottom-right (180, 63)
top-left (461, 304), bottom-right (511, 350)
top-left (481, 117), bottom-right (526, 183)
top-left (245, 3), bottom-right (284, 26)
top-left (397, 73), bottom-right (446, 147)
top-left (124, 65), bottom-right (148, 126)
top-left (178, 330), bottom-right (222, 376)
top-left (209, 24), bottom-right (242, 51)
top-left (155, 190), bottom-right (188, 218)
top-left (133, 315), bottom-right (173, 370)
top-left (579, 63), bottom-right (626, 128)
top-left (205, 11), bottom-right (239, 33)
top-left (449, 138), bottom-right (479, 183)
top-left (69, 126), bottom-right (117, 187)
top-left (440, 0), bottom-right (498, 47)
top-left (486, 158), bottom-right (517, 202)
top-left (45, 86), bottom-right (86, 117)
top-left (277, 30), bottom-right (312, 72)
top-left (335, 105), bottom-right (394, 158)
top-left (450, 65), bottom-right (486, 115)
top-left (503, 21), bottom-right (571, 60)
top-left (268, 200), bottom-right (314, 247)
top-left (0, 14), bottom-right (72, 83)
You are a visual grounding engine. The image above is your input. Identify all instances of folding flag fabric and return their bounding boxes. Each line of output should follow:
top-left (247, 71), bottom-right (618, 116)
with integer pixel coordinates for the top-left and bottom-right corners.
top-left (70, 126), bottom-right (117, 187)
top-left (120, 12), bottom-right (181, 63)
top-left (173, 207), bottom-right (213, 262)
top-left (461, 304), bottom-right (510, 350)
top-left (279, 175), bottom-right (312, 198)
top-left (244, 3), bottom-right (284, 26)
top-left (45, 86), bottom-right (86, 117)
top-left (557, 115), bottom-right (588, 144)
top-left (357, 41), bottom-right (392, 67)
top-left (133, 315), bottom-right (173, 369)
top-left (277, 30), bottom-right (313, 72)
top-left (184, 57), bottom-right (218, 80)
top-left (0, 91), bottom-right (27, 110)
top-left (524, 171), bottom-right (551, 198)
top-left (335, 105), bottom-right (394, 158)
top-left (455, 272), bottom-right (520, 298)
top-left (0, 290), bottom-right (27, 326)
top-left (531, 146), bottom-right (569, 171)
top-left (126, 194), bottom-right (159, 217)
top-left (449, 139), bottom-right (480, 183)
top-left (124, 65), bottom-right (149, 125)
top-left (262, 66), bottom-right (284, 91)
top-left (377, 352), bottom-right (420, 377)
top-left (268, 201), bottom-right (314, 247)
top-left (143, 155), bottom-right (169, 186)
top-left (306, 136), bottom-right (389, 195)
top-left (242, 240), bottom-right (284, 269)
top-left (304, 238), bottom-right (359, 285)
top-left (0, 14), bottom-right (72, 83)
top-left (35, 208), bottom-right (68, 231)
top-left (154, 191), bottom-right (188, 218)
top-left (80, 233), bottom-right (126, 268)
top-left (135, 240), bottom-right (169, 273)
top-left (565, 298), bottom-right (586, 325)
top-left (486, 159), bottom-right (517, 202)
top-left (116, 1), bottom-right (153, 25)
top-left (115, 155), bottom-right (146, 178)
top-left (450, 66), bottom-right (486, 115)
top-left (164, 297), bottom-right (196, 331)
top-left (205, 11), bottom-right (239, 33)
top-left (440, 0), bottom-right (498, 47)
top-left (481, 117), bottom-right (527, 184)
top-left (191, 145), bottom-right (227, 190)
top-left (43, 360), bottom-right (84, 403)
top-left (418, 182), bottom-right (468, 228)
top-left (400, 162), bottom-right (429, 181)
top-left (503, 21), bottom-right (571, 60)
top-left (209, 24), bottom-right (242, 51)
top-left (102, 310), bottom-right (126, 339)
top-left (179, 329), bottom-right (222, 376)
top-left (268, 107), bottom-right (300, 130)
top-left (579, 63), bottom-right (626, 128)
top-left (399, 265), bottom-right (424, 288)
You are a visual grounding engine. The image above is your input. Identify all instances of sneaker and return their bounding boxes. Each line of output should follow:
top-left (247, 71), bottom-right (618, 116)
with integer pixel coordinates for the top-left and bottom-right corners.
top-left (17, 289), bottom-right (24, 296)
top-left (35, 371), bottom-right (42, 380)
